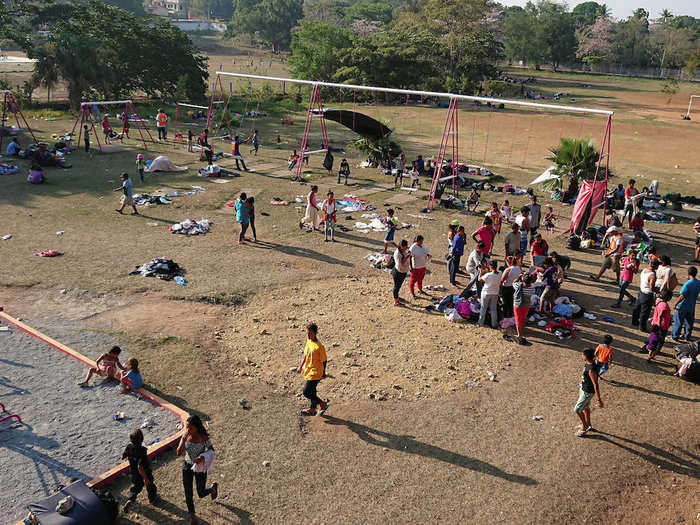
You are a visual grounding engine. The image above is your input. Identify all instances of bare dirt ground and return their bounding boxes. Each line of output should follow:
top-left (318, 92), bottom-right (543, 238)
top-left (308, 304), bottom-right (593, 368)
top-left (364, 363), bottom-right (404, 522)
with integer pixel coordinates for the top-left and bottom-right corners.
top-left (1, 49), bottom-right (699, 524)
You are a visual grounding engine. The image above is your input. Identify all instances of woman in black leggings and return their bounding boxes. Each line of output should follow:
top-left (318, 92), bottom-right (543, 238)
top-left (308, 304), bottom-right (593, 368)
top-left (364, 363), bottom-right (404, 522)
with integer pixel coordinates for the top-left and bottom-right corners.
top-left (176, 415), bottom-right (219, 524)
top-left (391, 239), bottom-right (411, 306)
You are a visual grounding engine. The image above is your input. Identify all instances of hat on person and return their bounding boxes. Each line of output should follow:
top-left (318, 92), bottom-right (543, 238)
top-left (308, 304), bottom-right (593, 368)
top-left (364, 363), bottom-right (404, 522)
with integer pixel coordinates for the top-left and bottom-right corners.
top-left (137, 153), bottom-right (143, 160)
top-left (120, 172), bottom-right (128, 179)
top-left (450, 219), bottom-right (459, 226)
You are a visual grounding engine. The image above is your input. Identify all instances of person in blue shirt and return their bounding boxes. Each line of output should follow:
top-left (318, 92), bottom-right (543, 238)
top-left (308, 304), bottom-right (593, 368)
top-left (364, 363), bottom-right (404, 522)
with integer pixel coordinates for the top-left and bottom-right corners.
top-left (671, 266), bottom-right (699, 342)
top-left (121, 358), bottom-right (144, 394)
top-left (5, 137), bottom-right (20, 156)
top-left (448, 226), bottom-right (466, 286)
top-left (235, 192), bottom-right (250, 245)
top-left (114, 172), bottom-right (139, 215)
top-left (232, 135), bottom-right (247, 171)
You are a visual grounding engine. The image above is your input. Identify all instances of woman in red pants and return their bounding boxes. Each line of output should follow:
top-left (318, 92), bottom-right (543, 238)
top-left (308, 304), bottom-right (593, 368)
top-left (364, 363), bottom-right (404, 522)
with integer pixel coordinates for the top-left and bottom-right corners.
top-left (408, 235), bottom-right (432, 299)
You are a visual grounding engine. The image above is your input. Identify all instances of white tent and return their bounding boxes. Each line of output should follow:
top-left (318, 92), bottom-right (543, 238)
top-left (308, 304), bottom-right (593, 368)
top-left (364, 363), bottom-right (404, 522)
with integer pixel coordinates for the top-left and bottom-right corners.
top-left (530, 166), bottom-right (559, 185)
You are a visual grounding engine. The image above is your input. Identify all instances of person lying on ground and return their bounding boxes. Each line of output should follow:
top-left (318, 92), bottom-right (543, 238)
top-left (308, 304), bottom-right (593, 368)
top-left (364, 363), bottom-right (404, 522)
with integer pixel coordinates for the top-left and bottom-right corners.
top-left (120, 357), bottom-right (143, 394)
top-left (78, 346), bottom-right (126, 386)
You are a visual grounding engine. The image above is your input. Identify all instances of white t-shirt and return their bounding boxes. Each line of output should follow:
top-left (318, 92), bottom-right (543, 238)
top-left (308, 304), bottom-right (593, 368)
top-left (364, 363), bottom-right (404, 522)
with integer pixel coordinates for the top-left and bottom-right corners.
top-left (502, 265), bottom-right (522, 287)
top-left (656, 265), bottom-right (674, 291)
top-left (481, 271), bottom-right (501, 296)
top-left (515, 214), bottom-right (528, 234)
top-left (640, 269), bottom-right (655, 294)
top-left (394, 249), bottom-right (411, 273)
top-left (466, 249), bottom-right (483, 275)
top-left (409, 243), bottom-right (430, 269)
top-left (694, 221), bottom-right (700, 238)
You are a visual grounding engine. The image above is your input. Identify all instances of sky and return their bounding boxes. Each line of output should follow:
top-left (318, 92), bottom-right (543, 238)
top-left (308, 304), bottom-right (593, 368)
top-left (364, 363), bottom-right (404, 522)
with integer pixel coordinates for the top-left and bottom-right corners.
top-left (500, 0), bottom-right (700, 19)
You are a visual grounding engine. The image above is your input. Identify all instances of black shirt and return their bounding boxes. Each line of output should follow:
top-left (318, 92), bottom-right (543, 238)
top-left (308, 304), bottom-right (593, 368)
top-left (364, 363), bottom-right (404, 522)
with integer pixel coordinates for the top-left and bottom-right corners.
top-left (580, 362), bottom-right (599, 394)
top-left (123, 443), bottom-right (151, 475)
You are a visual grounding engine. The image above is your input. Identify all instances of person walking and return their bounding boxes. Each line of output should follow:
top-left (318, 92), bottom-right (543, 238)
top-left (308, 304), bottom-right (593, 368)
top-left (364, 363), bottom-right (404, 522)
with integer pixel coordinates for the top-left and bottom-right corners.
top-left (297, 323), bottom-right (329, 416)
top-left (114, 173), bottom-right (139, 215)
top-left (176, 415), bottom-right (218, 525)
top-left (321, 190), bottom-right (337, 242)
top-left (408, 235), bottom-right (431, 298)
top-left (156, 109), bottom-right (168, 141)
top-left (574, 348), bottom-right (603, 437)
top-left (651, 291), bottom-right (672, 353)
top-left (448, 226), bottom-right (466, 287)
top-left (338, 158), bottom-right (350, 185)
top-left (299, 185), bottom-right (321, 231)
top-left (632, 258), bottom-right (659, 332)
top-left (671, 266), bottom-right (700, 342)
top-left (392, 239), bottom-right (411, 306)
top-left (122, 428), bottom-right (158, 513)
top-left (612, 248), bottom-right (639, 308)
top-left (478, 259), bottom-right (501, 328)
top-left (593, 228), bottom-right (624, 282)
top-left (102, 115), bottom-right (112, 144)
top-left (235, 192), bottom-right (249, 245)
top-left (232, 135), bottom-right (248, 171)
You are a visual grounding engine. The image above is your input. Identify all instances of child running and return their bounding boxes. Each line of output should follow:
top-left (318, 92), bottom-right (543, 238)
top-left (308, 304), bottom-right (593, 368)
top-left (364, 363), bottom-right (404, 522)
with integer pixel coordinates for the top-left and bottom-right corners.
top-left (574, 348), bottom-right (603, 437)
top-left (297, 323), bottom-right (329, 416)
top-left (78, 346), bottom-right (126, 386)
top-left (594, 335), bottom-right (614, 377)
top-left (122, 428), bottom-right (158, 513)
top-left (120, 357), bottom-right (143, 394)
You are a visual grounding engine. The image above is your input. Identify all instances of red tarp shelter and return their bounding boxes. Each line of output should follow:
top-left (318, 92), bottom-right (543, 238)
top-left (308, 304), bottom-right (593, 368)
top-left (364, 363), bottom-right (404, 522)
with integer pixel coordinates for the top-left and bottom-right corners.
top-left (569, 180), bottom-right (607, 235)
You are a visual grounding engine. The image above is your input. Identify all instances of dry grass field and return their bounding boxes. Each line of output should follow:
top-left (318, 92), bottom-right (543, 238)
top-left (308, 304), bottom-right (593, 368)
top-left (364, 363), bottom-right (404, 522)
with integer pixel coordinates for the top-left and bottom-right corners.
top-left (1, 38), bottom-right (698, 524)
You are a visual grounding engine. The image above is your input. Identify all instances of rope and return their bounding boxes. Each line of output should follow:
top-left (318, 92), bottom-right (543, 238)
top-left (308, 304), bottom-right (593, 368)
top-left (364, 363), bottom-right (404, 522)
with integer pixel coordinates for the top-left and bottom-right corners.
top-left (482, 102), bottom-right (494, 166)
top-left (521, 109), bottom-right (536, 168)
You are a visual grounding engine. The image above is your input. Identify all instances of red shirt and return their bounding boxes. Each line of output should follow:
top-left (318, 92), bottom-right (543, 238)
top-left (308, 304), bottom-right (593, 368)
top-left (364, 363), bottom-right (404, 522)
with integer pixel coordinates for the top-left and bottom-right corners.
top-left (630, 217), bottom-right (644, 231)
top-left (476, 225), bottom-right (494, 252)
top-left (624, 185), bottom-right (638, 200)
top-left (102, 119), bottom-right (110, 131)
top-left (532, 239), bottom-right (548, 257)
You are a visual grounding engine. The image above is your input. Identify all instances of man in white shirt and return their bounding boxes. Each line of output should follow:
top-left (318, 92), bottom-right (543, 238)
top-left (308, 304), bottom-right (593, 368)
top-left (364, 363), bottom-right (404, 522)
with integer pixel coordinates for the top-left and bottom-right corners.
top-left (478, 259), bottom-right (501, 328)
top-left (408, 235), bottom-right (431, 298)
top-left (461, 241), bottom-right (487, 298)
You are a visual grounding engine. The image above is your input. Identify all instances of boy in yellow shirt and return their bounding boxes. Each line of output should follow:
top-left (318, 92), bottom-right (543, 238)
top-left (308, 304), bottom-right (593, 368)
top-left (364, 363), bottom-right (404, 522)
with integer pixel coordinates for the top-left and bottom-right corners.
top-left (297, 323), bottom-right (329, 416)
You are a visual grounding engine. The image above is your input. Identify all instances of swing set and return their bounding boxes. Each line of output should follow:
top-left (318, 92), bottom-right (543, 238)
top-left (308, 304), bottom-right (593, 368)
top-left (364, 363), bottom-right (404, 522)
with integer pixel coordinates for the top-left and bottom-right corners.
top-left (173, 101), bottom-right (222, 147)
top-left (70, 100), bottom-right (154, 153)
top-left (214, 72), bottom-right (614, 209)
top-left (0, 90), bottom-right (38, 153)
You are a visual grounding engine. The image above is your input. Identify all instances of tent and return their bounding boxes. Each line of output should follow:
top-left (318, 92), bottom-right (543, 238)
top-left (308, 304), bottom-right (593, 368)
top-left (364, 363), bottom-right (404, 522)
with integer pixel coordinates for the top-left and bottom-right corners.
top-left (144, 155), bottom-right (187, 173)
top-left (318, 109), bottom-right (392, 140)
top-left (26, 480), bottom-right (111, 524)
top-left (569, 180), bottom-right (607, 235)
top-left (530, 166), bottom-right (558, 185)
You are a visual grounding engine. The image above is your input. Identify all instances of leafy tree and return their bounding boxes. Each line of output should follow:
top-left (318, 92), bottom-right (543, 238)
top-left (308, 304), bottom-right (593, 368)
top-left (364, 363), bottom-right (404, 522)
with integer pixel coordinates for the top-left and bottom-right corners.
top-left (190, 0), bottom-right (234, 20)
top-left (302, 0), bottom-right (343, 25)
top-left (613, 11), bottom-right (651, 68)
top-left (503, 6), bottom-right (540, 66)
top-left (576, 15), bottom-right (613, 69)
top-left (684, 48), bottom-right (700, 79)
top-left (16, 1), bottom-right (208, 109)
top-left (288, 21), bottom-right (352, 81)
top-left (572, 1), bottom-right (607, 27)
top-left (230, 0), bottom-right (303, 53)
top-left (103, 0), bottom-right (145, 16)
top-left (344, 0), bottom-right (394, 24)
top-left (545, 137), bottom-right (607, 200)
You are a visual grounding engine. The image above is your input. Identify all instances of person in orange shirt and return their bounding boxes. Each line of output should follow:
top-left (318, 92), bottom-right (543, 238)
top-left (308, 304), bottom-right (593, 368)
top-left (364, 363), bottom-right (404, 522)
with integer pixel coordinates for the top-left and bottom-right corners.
top-left (593, 228), bottom-right (624, 281)
top-left (156, 108), bottom-right (168, 141)
top-left (594, 335), bottom-right (614, 377)
top-left (297, 323), bottom-right (329, 416)
top-left (486, 202), bottom-right (501, 235)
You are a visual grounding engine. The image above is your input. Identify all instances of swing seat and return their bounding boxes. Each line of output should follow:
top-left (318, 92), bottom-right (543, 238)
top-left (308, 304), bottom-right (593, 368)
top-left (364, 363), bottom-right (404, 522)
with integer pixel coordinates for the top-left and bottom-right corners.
top-left (304, 148), bottom-right (327, 155)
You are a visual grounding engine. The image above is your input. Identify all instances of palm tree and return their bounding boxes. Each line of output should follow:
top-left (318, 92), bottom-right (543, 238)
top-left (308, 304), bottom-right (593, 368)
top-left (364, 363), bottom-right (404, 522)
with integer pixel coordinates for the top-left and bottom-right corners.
top-left (544, 137), bottom-right (609, 201)
top-left (598, 4), bottom-right (611, 19)
top-left (660, 9), bottom-right (673, 23)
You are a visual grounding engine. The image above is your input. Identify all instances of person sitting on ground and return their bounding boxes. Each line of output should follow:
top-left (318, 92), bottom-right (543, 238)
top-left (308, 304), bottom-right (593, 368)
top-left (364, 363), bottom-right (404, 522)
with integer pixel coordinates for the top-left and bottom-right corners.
top-left (78, 346), bottom-right (126, 386)
top-left (120, 357), bottom-right (143, 394)
top-left (27, 162), bottom-right (45, 184)
top-left (466, 188), bottom-right (480, 213)
top-left (630, 211), bottom-right (644, 233)
top-left (5, 136), bottom-right (21, 157)
top-left (594, 335), bottom-right (614, 377)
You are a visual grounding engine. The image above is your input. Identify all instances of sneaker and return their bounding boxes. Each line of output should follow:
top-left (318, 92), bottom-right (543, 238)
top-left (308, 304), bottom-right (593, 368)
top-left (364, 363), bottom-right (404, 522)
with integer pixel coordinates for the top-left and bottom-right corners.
top-left (300, 408), bottom-right (317, 416)
top-left (518, 337), bottom-right (532, 346)
top-left (318, 400), bottom-right (330, 415)
top-left (576, 428), bottom-right (589, 437)
top-left (210, 482), bottom-right (218, 500)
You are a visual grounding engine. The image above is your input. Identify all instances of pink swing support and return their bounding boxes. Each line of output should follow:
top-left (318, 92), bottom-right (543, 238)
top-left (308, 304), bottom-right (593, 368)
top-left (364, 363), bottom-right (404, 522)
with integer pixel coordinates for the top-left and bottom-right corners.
top-left (69, 100), bottom-right (154, 153)
top-left (295, 84), bottom-right (329, 182)
top-left (0, 401), bottom-right (22, 424)
top-left (427, 98), bottom-right (460, 210)
top-left (0, 90), bottom-right (38, 153)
